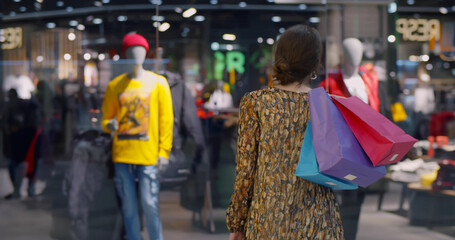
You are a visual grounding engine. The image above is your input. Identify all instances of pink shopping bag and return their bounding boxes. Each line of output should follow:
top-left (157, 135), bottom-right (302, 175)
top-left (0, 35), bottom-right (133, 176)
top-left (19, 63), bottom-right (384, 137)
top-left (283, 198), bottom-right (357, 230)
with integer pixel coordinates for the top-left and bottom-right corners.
top-left (332, 96), bottom-right (417, 166)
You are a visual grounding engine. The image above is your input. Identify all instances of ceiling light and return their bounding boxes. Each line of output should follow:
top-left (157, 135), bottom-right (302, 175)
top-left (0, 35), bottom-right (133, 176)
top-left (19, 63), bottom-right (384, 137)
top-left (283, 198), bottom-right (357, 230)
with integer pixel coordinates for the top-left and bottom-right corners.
top-left (309, 17), bottom-right (320, 23)
top-left (211, 42), bottom-right (220, 51)
top-left (150, 0), bottom-right (162, 4)
top-left (426, 64), bottom-right (433, 71)
top-left (117, 16), bottom-right (128, 22)
top-left (175, 7), bottom-right (182, 13)
top-left (388, 2), bottom-right (397, 13)
top-left (68, 32), bottom-right (76, 41)
top-left (153, 22), bottom-right (160, 28)
top-left (69, 20), bottom-right (78, 26)
top-left (387, 35), bottom-right (396, 43)
top-left (9, 11), bottom-right (16, 16)
top-left (420, 55), bottom-right (429, 62)
top-left (98, 53), bottom-right (106, 61)
top-left (94, 1), bottom-right (102, 7)
top-left (226, 44), bottom-right (234, 51)
top-left (77, 24), bottom-right (85, 31)
top-left (194, 15), bottom-right (205, 22)
top-left (47, 22), bottom-right (56, 29)
top-left (267, 0), bottom-right (274, 2)
top-left (299, 4), bottom-right (307, 10)
top-left (66, 7), bottom-right (73, 12)
top-left (439, 7), bottom-right (448, 14)
top-left (64, 53), bottom-right (72, 61)
top-left (36, 56), bottom-right (43, 63)
top-left (158, 22), bottom-right (170, 32)
top-left (93, 18), bottom-right (103, 24)
top-left (266, 38), bottom-right (274, 45)
top-left (406, 0), bottom-right (414, 5)
top-left (279, 28), bottom-right (285, 33)
top-left (257, 37), bottom-right (263, 43)
top-left (36, 0), bottom-right (43, 3)
top-left (239, 2), bottom-right (247, 7)
top-left (14, 0), bottom-right (21, 2)
top-left (102, 0), bottom-right (110, 3)
top-left (183, 8), bottom-right (197, 18)
top-left (152, 15), bottom-right (165, 21)
top-left (56, 1), bottom-right (64, 7)
top-left (210, 0), bottom-right (218, 4)
top-left (272, 16), bottom-right (281, 22)
top-left (223, 34), bottom-right (236, 41)
top-left (19, 6), bottom-right (26, 12)
top-left (84, 53), bottom-right (91, 61)
top-left (113, 54), bottom-right (120, 61)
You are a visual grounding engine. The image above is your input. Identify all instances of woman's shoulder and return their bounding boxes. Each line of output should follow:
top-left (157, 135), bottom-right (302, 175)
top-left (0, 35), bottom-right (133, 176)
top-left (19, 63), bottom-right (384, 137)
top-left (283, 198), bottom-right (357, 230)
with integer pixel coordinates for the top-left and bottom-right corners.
top-left (242, 88), bottom-right (276, 101)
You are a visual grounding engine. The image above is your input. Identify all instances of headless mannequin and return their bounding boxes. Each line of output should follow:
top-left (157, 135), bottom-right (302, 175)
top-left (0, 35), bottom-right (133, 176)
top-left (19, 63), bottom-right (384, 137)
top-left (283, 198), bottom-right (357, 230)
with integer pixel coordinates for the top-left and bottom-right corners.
top-left (342, 38), bottom-right (369, 104)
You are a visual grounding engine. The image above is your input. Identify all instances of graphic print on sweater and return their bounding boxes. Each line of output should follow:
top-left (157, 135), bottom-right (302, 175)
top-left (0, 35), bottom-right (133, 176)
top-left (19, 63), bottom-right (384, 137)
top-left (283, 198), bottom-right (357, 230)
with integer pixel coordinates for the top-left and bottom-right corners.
top-left (117, 91), bottom-right (150, 140)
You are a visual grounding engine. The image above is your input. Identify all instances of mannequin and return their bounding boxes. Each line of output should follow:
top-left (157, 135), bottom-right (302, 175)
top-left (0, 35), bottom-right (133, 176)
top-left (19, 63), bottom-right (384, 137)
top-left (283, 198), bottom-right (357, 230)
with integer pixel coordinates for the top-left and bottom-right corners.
top-left (341, 38), bottom-right (369, 104)
top-left (319, 38), bottom-right (380, 112)
top-left (101, 33), bottom-right (173, 240)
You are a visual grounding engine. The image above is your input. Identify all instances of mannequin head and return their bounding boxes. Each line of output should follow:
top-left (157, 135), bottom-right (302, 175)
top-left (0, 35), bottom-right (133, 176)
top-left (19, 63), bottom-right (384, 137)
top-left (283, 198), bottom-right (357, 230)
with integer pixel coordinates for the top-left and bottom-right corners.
top-left (272, 24), bottom-right (322, 86)
top-left (342, 38), bottom-right (363, 77)
top-left (126, 46), bottom-right (147, 65)
top-left (122, 33), bottom-right (149, 77)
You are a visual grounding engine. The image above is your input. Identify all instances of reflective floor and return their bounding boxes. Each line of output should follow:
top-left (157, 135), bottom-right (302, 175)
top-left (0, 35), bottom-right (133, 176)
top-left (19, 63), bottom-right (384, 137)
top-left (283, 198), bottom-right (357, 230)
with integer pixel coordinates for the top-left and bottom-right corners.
top-left (1, 161), bottom-right (454, 240)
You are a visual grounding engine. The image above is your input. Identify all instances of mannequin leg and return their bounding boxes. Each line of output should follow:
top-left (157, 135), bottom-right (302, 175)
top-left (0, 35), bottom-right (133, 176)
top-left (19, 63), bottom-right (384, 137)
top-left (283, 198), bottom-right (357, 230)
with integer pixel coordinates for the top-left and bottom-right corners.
top-left (138, 165), bottom-right (162, 240)
top-left (114, 163), bottom-right (141, 240)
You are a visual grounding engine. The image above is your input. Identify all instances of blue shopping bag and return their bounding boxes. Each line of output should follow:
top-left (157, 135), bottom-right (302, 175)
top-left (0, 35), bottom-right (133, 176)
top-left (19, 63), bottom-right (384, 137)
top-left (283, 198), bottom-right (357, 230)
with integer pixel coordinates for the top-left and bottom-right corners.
top-left (295, 120), bottom-right (358, 190)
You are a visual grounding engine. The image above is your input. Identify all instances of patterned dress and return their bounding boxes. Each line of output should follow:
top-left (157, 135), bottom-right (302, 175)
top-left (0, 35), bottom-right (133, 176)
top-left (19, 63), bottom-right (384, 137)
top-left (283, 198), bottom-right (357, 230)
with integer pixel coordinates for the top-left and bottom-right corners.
top-left (226, 87), bottom-right (345, 240)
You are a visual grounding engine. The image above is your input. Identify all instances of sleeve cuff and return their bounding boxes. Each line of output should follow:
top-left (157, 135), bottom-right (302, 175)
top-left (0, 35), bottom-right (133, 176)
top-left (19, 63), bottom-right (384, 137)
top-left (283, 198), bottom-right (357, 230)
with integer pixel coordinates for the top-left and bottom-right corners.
top-left (158, 149), bottom-right (170, 159)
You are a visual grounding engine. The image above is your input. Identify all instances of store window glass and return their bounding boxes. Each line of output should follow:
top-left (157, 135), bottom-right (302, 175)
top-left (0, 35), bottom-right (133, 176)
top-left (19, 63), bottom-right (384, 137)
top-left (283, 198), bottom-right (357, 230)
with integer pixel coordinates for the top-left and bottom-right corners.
top-left (1, 1), bottom-right (455, 240)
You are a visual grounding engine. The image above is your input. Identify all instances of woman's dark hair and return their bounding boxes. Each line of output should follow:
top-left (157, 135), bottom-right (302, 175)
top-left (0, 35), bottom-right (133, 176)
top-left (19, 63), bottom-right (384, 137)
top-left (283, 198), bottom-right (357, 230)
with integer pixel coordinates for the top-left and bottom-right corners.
top-left (272, 24), bottom-right (322, 85)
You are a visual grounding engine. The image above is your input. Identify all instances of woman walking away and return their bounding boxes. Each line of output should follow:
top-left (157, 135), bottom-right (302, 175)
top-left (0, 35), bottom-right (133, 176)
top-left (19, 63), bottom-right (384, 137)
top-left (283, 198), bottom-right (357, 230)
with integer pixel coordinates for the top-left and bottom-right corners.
top-left (226, 24), bottom-right (345, 240)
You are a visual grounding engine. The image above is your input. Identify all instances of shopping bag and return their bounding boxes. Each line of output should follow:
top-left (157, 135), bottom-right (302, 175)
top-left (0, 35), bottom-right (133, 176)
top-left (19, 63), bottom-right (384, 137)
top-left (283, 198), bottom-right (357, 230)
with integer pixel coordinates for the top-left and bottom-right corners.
top-left (332, 96), bottom-right (417, 166)
top-left (295, 120), bottom-right (358, 190)
top-left (309, 87), bottom-right (386, 188)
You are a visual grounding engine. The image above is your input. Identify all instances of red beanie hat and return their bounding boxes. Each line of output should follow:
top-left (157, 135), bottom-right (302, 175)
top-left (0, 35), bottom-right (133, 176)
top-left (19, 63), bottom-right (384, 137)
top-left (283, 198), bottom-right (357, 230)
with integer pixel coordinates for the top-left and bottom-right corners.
top-left (122, 33), bottom-right (149, 57)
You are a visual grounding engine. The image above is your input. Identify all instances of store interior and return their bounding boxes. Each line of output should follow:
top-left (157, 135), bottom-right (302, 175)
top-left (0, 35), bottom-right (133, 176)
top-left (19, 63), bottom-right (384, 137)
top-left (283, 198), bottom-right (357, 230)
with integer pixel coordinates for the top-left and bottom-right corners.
top-left (1, 0), bottom-right (455, 239)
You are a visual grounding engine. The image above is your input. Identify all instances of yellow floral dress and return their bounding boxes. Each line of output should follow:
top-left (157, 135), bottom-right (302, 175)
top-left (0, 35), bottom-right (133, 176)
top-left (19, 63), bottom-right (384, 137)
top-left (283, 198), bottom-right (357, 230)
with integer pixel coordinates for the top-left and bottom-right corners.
top-left (226, 87), bottom-right (345, 239)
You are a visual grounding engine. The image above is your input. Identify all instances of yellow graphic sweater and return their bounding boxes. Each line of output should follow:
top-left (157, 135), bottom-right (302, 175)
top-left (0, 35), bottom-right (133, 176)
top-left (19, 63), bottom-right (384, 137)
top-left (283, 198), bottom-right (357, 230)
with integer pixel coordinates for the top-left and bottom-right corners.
top-left (101, 70), bottom-right (173, 165)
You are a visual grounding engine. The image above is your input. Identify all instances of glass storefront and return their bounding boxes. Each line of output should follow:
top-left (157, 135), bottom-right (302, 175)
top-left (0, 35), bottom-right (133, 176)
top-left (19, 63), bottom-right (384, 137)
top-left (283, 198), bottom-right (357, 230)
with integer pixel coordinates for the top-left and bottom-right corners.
top-left (1, 1), bottom-right (455, 239)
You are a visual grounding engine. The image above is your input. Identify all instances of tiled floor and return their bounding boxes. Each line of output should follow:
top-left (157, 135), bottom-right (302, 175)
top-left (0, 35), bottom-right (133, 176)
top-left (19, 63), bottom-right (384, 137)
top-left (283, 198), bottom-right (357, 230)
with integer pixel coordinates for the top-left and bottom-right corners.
top-left (0, 162), bottom-right (454, 240)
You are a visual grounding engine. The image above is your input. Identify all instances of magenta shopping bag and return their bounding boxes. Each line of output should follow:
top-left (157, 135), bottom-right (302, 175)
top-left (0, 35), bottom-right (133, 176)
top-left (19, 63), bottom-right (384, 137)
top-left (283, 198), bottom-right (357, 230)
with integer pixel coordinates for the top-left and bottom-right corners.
top-left (309, 87), bottom-right (386, 188)
top-left (332, 96), bottom-right (417, 166)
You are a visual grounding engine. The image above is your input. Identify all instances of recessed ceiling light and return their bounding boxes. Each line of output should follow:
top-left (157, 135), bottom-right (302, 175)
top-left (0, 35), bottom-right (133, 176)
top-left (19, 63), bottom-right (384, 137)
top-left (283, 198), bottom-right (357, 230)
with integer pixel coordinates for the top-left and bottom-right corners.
top-left (47, 22), bottom-right (56, 29)
top-left (69, 20), bottom-right (78, 26)
top-left (93, 18), bottom-right (103, 24)
top-left (151, 15), bottom-right (165, 22)
top-left (194, 15), bottom-right (205, 22)
top-left (183, 8), bottom-right (197, 18)
top-left (77, 24), bottom-right (85, 31)
top-left (272, 16), bottom-right (281, 22)
top-left (118, 16), bottom-right (128, 22)
top-left (56, 1), bottom-right (64, 7)
top-left (223, 34), bottom-right (236, 41)
top-left (239, 2), bottom-right (247, 7)
top-left (158, 22), bottom-right (170, 32)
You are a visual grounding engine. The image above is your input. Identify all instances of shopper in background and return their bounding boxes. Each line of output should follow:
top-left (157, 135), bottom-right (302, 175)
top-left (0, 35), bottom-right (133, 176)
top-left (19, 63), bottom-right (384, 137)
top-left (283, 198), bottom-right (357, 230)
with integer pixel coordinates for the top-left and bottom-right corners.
top-left (226, 24), bottom-right (344, 240)
top-left (101, 33), bottom-right (173, 240)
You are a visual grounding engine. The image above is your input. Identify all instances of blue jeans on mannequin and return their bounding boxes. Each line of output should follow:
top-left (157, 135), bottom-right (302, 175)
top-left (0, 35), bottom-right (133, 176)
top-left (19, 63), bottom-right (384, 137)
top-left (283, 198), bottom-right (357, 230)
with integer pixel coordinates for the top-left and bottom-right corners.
top-left (114, 163), bottom-right (162, 240)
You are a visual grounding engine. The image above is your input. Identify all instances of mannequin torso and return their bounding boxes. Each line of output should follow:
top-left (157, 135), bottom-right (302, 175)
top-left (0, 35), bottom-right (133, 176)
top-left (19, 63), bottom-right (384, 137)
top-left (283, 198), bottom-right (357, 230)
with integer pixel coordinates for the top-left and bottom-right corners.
top-left (342, 38), bottom-right (369, 104)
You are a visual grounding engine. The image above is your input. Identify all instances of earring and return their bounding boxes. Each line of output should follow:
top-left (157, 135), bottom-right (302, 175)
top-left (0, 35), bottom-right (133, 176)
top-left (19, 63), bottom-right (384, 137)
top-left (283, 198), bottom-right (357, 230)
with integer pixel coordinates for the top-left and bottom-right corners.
top-left (311, 72), bottom-right (318, 80)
